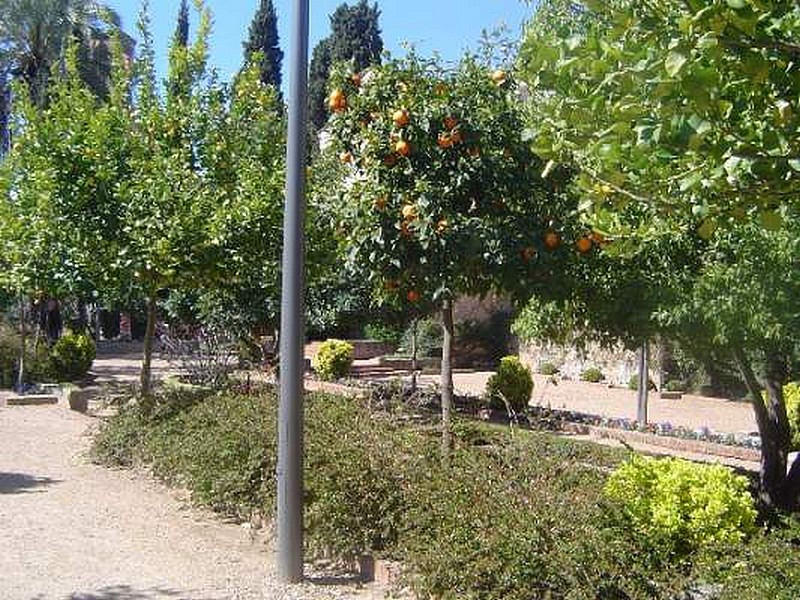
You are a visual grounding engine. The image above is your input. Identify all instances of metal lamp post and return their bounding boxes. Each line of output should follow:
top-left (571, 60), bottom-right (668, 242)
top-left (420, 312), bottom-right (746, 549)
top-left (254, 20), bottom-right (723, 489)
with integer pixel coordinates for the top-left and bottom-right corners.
top-left (277, 0), bottom-right (310, 584)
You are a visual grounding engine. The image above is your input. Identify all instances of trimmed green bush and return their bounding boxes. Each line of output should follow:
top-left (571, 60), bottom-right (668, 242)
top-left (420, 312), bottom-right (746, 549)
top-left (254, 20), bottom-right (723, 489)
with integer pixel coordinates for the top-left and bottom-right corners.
top-left (628, 374), bottom-right (656, 391)
top-left (50, 332), bottom-right (95, 382)
top-left (486, 356), bottom-right (534, 413)
top-left (538, 361), bottom-right (559, 375)
top-left (312, 339), bottom-right (354, 381)
top-left (604, 456), bottom-right (757, 559)
top-left (581, 366), bottom-right (605, 383)
top-left (783, 382), bottom-right (800, 450)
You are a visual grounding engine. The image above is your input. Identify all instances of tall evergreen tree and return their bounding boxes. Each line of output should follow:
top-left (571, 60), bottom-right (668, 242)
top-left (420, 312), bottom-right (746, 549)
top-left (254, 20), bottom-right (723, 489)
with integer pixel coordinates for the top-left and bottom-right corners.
top-left (308, 0), bottom-right (383, 130)
top-left (242, 0), bottom-right (283, 91)
top-left (174, 0), bottom-right (190, 48)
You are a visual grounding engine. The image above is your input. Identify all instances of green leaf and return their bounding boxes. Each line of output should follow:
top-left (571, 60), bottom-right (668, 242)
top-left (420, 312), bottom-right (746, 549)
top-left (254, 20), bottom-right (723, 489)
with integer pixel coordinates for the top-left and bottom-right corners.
top-left (665, 51), bottom-right (688, 77)
top-left (726, 0), bottom-right (747, 8)
top-left (759, 210), bottom-right (784, 231)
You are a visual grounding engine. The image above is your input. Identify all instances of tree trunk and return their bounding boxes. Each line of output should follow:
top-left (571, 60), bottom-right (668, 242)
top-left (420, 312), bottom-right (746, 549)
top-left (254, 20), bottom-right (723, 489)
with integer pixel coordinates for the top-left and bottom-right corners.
top-left (733, 345), bottom-right (799, 511)
top-left (637, 341), bottom-right (649, 425)
top-left (16, 294), bottom-right (26, 392)
top-left (410, 318), bottom-right (418, 393)
top-left (441, 300), bottom-right (454, 459)
top-left (140, 294), bottom-right (158, 399)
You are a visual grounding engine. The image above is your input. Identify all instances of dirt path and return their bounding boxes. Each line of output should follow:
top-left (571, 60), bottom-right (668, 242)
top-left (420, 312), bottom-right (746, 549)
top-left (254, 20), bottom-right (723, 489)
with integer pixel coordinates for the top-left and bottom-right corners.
top-left (0, 405), bottom-right (387, 600)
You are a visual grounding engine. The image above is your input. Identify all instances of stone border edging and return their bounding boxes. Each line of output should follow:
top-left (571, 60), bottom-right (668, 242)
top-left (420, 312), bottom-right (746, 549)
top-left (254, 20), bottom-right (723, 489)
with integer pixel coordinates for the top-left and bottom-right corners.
top-left (559, 422), bottom-right (761, 462)
top-left (304, 377), bottom-right (761, 464)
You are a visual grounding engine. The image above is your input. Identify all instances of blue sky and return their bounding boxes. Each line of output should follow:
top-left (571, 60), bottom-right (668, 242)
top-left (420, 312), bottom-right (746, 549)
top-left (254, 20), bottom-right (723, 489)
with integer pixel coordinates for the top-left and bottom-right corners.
top-left (107, 1), bottom-right (535, 89)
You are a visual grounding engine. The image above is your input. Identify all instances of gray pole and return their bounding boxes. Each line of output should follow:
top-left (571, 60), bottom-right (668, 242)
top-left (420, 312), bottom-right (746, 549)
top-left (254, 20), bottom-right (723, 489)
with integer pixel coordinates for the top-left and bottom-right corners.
top-left (636, 341), bottom-right (649, 425)
top-left (277, 0), bottom-right (310, 584)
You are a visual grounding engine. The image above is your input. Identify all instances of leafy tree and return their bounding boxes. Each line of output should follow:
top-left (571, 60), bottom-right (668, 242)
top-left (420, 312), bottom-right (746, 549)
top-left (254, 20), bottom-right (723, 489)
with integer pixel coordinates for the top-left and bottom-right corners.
top-left (518, 0), bottom-right (800, 237)
top-left (308, 0), bottom-right (383, 130)
top-left (518, 0), bottom-right (800, 512)
top-left (242, 0), bottom-right (283, 91)
top-left (174, 0), bottom-right (190, 48)
top-left (326, 55), bottom-right (563, 453)
top-left (0, 2), bottom-right (287, 397)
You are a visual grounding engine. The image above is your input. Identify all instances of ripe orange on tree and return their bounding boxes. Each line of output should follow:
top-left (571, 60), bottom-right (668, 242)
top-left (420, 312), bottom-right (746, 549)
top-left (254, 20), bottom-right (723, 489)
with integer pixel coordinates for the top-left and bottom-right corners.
top-left (402, 204), bottom-right (418, 221)
top-left (407, 289), bottom-right (421, 303)
top-left (576, 237), bottom-right (593, 253)
top-left (437, 133), bottom-right (452, 149)
top-left (520, 246), bottom-right (537, 262)
top-left (328, 89), bottom-right (346, 112)
top-left (544, 231), bottom-right (560, 250)
top-left (395, 140), bottom-right (411, 156)
top-left (491, 69), bottom-right (508, 86)
top-left (339, 151), bottom-right (353, 164)
top-left (393, 108), bottom-right (410, 127)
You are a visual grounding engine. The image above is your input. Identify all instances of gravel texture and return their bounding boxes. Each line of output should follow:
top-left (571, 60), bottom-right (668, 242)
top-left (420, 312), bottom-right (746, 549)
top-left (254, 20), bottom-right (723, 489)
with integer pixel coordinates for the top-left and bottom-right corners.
top-left (0, 405), bottom-right (389, 600)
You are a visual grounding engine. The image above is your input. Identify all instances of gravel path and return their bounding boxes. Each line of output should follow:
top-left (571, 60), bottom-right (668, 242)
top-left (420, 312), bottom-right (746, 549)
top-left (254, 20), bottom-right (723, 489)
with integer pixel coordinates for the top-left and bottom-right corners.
top-left (0, 405), bottom-right (389, 600)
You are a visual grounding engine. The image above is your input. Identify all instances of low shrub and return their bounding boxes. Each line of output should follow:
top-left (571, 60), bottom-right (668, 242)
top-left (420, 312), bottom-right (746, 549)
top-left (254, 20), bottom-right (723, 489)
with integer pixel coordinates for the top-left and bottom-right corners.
top-left (50, 332), bottom-right (95, 382)
top-left (665, 379), bottom-right (687, 393)
top-left (364, 322), bottom-right (403, 345)
top-left (312, 339), bottom-right (354, 381)
top-left (628, 374), bottom-right (656, 391)
top-left (0, 327), bottom-right (56, 388)
top-left (581, 366), bottom-right (605, 383)
top-left (485, 356), bottom-right (533, 413)
top-left (604, 456), bottom-right (757, 560)
top-left (538, 361), bottom-right (559, 375)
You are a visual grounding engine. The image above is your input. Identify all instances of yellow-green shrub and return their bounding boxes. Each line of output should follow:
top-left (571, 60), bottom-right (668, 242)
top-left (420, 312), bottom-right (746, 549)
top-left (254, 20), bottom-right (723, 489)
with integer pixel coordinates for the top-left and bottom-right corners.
top-left (783, 382), bottom-right (800, 449)
top-left (312, 339), bottom-right (354, 381)
top-left (604, 456), bottom-right (757, 558)
top-left (486, 356), bottom-right (534, 413)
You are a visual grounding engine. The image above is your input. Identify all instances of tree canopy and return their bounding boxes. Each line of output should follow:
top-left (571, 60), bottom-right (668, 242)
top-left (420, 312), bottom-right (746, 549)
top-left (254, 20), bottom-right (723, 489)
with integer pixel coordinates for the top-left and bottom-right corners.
top-left (242, 0), bottom-right (283, 91)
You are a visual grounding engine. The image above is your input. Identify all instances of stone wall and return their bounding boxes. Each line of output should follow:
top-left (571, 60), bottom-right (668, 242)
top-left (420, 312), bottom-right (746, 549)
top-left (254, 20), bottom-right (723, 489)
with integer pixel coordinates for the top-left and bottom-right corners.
top-left (520, 340), bottom-right (659, 387)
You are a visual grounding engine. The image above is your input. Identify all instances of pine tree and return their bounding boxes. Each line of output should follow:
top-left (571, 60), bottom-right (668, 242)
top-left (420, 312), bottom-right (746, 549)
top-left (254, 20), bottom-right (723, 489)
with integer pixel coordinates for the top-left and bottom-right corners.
top-left (308, 0), bottom-right (383, 130)
top-left (174, 0), bottom-right (190, 48)
top-left (242, 0), bottom-right (283, 91)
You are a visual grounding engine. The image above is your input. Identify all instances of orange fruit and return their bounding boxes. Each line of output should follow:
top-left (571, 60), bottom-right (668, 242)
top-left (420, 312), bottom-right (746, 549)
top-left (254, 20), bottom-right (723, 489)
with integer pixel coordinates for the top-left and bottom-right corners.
top-left (395, 140), bottom-right (411, 156)
top-left (328, 89), bottom-right (346, 112)
top-left (544, 231), bottom-right (560, 250)
top-left (437, 133), bottom-right (452, 149)
top-left (339, 151), bottom-right (353, 164)
top-left (521, 246), bottom-right (537, 262)
top-left (436, 219), bottom-right (449, 233)
top-left (450, 130), bottom-right (463, 145)
top-left (589, 231), bottom-right (605, 244)
top-left (576, 237), bottom-right (593, 253)
top-left (400, 222), bottom-right (413, 237)
top-left (491, 69), bottom-right (508, 86)
top-left (392, 109), bottom-right (410, 127)
top-left (444, 116), bottom-right (458, 130)
top-left (401, 204), bottom-right (418, 221)
top-left (407, 289), bottom-right (420, 303)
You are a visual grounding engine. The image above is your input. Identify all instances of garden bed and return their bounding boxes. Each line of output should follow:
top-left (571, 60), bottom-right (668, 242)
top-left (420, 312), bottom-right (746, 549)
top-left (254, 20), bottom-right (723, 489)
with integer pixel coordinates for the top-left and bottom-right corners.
top-left (90, 383), bottom-right (800, 600)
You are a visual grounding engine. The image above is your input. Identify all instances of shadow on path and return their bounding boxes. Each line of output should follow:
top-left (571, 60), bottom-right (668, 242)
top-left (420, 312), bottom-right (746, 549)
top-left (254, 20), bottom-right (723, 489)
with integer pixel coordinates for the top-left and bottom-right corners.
top-left (31, 585), bottom-right (218, 599)
top-left (0, 471), bottom-right (61, 494)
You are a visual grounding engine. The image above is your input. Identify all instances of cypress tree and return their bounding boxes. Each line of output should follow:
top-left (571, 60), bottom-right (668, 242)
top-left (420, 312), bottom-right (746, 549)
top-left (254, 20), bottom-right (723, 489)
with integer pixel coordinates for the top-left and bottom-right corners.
top-left (308, 0), bottom-right (383, 130)
top-left (242, 0), bottom-right (283, 91)
top-left (174, 0), bottom-right (190, 48)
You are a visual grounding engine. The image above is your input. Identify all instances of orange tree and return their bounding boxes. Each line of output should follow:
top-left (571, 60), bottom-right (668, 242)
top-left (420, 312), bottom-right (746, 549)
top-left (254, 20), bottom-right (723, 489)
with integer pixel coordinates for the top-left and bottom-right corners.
top-left (325, 54), bottom-right (575, 452)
